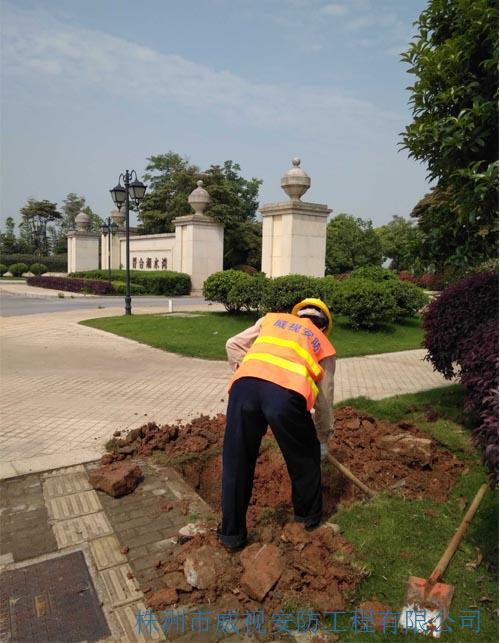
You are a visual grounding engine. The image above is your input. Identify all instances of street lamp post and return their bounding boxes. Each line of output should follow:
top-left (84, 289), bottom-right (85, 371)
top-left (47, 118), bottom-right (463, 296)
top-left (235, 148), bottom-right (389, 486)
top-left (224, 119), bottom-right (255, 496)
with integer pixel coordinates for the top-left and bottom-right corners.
top-left (101, 217), bottom-right (118, 286)
top-left (109, 170), bottom-right (146, 315)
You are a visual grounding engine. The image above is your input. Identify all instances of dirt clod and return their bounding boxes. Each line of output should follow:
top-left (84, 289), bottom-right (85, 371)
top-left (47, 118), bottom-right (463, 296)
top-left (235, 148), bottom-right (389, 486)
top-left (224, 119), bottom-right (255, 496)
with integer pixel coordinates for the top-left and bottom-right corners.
top-left (103, 406), bottom-right (465, 614)
top-left (89, 462), bottom-right (142, 497)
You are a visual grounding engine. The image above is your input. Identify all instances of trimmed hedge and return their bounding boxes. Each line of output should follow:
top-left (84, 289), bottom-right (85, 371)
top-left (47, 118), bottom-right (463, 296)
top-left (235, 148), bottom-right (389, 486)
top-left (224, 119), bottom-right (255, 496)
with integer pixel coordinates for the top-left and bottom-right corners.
top-left (422, 271), bottom-right (498, 379)
top-left (9, 262), bottom-right (29, 277)
top-left (29, 263), bottom-right (48, 276)
top-left (262, 275), bottom-right (324, 313)
top-left (423, 271), bottom-right (499, 483)
top-left (338, 278), bottom-right (399, 329)
top-left (202, 271), bottom-right (420, 329)
top-left (228, 274), bottom-right (268, 314)
top-left (27, 276), bottom-right (113, 295)
top-left (349, 266), bottom-right (397, 282)
top-left (203, 270), bottom-right (250, 312)
top-left (384, 280), bottom-right (429, 320)
top-left (70, 270), bottom-right (191, 296)
top-left (112, 281), bottom-right (146, 295)
top-left (0, 263), bottom-right (7, 275)
top-left (0, 254), bottom-right (67, 272)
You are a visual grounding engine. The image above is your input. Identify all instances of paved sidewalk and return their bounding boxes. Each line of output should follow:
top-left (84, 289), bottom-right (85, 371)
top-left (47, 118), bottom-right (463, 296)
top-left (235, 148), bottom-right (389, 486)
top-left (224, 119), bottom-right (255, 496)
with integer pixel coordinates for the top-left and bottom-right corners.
top-left (0, 307), bottom-right (449, 479)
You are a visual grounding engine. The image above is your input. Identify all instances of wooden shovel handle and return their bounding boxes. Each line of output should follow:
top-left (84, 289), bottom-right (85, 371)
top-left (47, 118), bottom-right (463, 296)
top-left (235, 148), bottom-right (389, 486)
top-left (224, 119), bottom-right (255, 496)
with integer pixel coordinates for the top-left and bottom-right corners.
top-left (326, 453), bottom-right (377, 498)
top-left (429, 483), bottom-right (488, 585)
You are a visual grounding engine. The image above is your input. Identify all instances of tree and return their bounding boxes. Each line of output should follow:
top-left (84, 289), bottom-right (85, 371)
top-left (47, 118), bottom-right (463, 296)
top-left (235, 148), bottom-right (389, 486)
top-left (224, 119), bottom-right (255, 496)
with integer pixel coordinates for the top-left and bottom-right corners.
top-left (19, 199), bottom-right (62, 255)
top-left (139, 152), bottom-right (263, 268)
top-left (375, 215), bottom-right (423, 272)
top-left (325, 213), bottom-right (383, 275)
top-left (61, 193), bottom-right (86, 231)
top-left (0, 217), bottom-right (20, 254)
top-left (401, 0), bottom-right (498, 268)
top-left (51, 195), bottom-right (103, 253)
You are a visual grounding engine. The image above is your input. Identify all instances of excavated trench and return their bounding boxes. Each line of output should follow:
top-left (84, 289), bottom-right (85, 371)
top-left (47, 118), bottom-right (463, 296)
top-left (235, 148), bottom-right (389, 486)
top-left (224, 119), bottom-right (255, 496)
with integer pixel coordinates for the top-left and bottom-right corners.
top-left (102, 406), bottom-right (466, 615)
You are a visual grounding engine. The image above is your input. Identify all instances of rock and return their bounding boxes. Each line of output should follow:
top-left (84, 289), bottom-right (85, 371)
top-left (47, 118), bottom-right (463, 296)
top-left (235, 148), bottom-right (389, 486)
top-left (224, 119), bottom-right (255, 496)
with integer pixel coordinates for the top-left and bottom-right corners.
top-left (88, 462), bottom-right (142, 497)
top-left (183, 545), bottom-right (228, 590)
top-left (164, 571), bottom-right (192, 592)
top-left (147, 588), bottom-right (178, 610)
top-left (378, 434), bottom-right (433, 466)
top-left (240, 543), bottom-right (285, 602)
top-left (294, 543), bottom-right (326, 575)
top-left (324, 522), bottom-right (342, 536)
top-left (280, 522), bottom-right (309, 546)
top-left (178, 523), bottom-right (206, 538)
top-left (357, 600), bottom-right (395, 633)
top-left (309, 580), bottom-right (345, 613)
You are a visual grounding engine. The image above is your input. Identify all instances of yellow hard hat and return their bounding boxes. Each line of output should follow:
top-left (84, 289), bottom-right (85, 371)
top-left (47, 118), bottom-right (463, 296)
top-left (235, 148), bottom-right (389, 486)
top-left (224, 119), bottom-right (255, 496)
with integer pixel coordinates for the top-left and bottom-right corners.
top-left (291, 298), bottom-right (333, 335)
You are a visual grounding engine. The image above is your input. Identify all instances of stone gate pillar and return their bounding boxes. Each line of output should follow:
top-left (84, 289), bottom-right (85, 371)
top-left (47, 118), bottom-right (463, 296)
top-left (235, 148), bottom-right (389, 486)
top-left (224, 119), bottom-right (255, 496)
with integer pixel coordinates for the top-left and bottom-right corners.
top-left (172, 181), bottom-right (224, 294)
top-left (100, 210), bottom-right (126, 270)
top-left (260, 158), bottom-right (331, 278)
top-left (67, 209), bottom-right (100, 273)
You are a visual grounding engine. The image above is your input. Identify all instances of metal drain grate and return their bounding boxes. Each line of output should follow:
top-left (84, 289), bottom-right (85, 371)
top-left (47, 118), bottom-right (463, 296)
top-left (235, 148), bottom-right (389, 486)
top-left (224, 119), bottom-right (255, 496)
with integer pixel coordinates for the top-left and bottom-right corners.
top-left (0, 551), bottom-right (109, 642)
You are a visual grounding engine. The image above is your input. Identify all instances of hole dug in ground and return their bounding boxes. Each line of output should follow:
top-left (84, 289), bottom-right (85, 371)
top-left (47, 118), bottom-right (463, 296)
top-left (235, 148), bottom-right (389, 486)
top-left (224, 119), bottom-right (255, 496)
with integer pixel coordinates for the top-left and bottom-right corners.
top-left (101, 406), bottom-right (465, 618)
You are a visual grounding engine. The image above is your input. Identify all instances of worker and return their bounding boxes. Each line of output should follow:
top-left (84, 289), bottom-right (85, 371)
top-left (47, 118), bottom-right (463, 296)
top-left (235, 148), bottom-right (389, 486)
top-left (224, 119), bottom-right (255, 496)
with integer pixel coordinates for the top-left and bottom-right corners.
top-left (217, 298), bottom-right (336, 551)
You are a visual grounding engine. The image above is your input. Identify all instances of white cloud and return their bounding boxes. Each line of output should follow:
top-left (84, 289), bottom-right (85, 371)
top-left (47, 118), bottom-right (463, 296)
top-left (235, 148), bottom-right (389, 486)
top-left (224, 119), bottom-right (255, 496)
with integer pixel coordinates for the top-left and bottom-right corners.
top-left (320, 3), bottom-right (349, 17)
top-left (1, 4), bottom-right (401, 132)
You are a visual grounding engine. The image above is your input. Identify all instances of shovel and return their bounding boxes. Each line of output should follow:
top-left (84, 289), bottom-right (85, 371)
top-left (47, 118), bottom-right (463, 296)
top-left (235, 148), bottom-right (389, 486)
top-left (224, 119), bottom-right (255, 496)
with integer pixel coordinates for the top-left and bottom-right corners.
top-left (325, 453), bottom-right (377, 499)
top-left (399, 483), bottom-right (488, 637)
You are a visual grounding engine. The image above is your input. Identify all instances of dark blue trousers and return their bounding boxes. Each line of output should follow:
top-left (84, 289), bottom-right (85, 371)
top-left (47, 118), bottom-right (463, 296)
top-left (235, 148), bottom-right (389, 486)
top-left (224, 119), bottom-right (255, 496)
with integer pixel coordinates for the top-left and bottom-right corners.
top-left (218, 377), bottom-right (322, 548)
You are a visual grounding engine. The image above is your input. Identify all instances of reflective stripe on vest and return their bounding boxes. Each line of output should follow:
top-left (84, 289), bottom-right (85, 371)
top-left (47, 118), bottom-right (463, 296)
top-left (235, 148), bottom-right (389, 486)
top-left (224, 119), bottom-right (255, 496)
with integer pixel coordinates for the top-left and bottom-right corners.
top-left (253, 335), bottom-right (322, 378)
top-left (241, 352), bottom-right (319, 397)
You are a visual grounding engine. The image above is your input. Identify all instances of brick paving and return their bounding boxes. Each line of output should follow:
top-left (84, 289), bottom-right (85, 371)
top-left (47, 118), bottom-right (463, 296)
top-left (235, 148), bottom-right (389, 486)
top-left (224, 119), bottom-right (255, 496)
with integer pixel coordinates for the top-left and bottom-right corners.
top-left (0, 306), bottom-right (450, 479)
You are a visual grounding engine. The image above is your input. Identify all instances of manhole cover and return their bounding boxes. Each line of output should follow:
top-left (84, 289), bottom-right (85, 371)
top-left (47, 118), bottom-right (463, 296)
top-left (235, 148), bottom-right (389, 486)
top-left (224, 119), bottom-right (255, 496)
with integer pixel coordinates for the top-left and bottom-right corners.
top-left (0, 551), bottom-right (110, 642)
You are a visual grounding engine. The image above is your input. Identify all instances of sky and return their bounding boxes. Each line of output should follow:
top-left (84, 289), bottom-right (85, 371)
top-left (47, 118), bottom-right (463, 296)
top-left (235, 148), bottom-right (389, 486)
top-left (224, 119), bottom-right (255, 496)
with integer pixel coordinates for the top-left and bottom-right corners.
top-left (0, 0), bottom-right (431, 229)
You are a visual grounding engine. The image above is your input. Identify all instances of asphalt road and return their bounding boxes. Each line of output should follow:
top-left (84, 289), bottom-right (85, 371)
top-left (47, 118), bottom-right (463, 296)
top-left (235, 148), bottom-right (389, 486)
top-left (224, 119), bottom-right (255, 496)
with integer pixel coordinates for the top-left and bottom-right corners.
top-left (0, 292), bottom-right (208, 317)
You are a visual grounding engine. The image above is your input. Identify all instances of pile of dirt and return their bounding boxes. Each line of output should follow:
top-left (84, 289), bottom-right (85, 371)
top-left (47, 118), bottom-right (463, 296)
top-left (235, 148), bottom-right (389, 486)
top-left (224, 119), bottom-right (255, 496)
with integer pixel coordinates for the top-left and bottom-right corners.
top-left (104, 406), bottom-right (465, 524)
top-left (103, 407), bottom-right (466, 614)
top-left (145, 522), bottom-right (364, 615)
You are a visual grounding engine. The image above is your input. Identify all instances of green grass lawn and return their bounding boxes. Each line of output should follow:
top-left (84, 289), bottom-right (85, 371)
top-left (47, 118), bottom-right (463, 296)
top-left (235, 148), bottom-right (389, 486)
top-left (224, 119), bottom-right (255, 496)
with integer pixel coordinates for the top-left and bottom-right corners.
top-left (327, 386), bottom-right (498, 642)
top-left (81, 312), bottom-right (424, 359)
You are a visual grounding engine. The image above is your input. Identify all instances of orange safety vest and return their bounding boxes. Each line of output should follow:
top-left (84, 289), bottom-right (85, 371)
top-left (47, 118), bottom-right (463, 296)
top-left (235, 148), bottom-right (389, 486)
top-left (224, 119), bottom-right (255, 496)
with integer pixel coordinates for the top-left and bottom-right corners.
top-left (229, 312), bottom-right (336, 411)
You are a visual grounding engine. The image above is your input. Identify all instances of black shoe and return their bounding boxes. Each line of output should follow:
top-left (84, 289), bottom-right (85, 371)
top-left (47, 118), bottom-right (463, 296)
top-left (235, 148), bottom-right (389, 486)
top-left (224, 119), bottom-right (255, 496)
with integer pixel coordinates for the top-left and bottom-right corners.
top-left (218, 537), bottom-right (247, 552)
top-left (304, 520), bottom-right (321, 532)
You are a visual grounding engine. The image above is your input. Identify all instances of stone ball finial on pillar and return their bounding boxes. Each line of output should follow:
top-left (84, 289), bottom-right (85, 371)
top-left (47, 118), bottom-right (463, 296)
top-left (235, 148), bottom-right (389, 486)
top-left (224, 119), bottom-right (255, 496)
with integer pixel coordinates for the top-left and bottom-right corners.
top-left (111, 208), bottom-right (125, 229)
top-left (188, 180), bottom-right (210, 216)
top-left (75, 209), bottom-right (91, 231)
top-left (281, 157), bottom-right (311, 200)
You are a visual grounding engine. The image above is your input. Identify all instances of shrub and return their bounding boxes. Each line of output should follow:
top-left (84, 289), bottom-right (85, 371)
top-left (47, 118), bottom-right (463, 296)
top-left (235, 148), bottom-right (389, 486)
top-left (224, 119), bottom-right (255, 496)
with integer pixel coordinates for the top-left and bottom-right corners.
top-left (9, 262), bottom-right (29, 277)
top-left (317, 276), bottom-right (345, 316)
top-left (0, 254), bottom-right (67, 272)
top-left (349, 266), bottom-right (397, 282)
top-left (460, 321), bottom-right (499, 484)
top-left (416, 272), bottom-right (446, 291)
top-left (234, 264), bottom-right (258, 275)
top-left (0, 263), bottom-right (7, 275)
top-left (339, 279), bottom-right (398, 329)
top-left (227, 274), bottom-right (268, 313)
top-left (203, 270), bottom-right (250, 312)
top-left (27, 276), bottom-right (113, 295)
top-left (29, 263), bottom-right (48, 276)
top-left (398, 271), bottom-right (418, 283)
top-left (384, 280), bottom-right (428, 320)
top-left (70, 270), bottom-right (191, 295)
top-left (262, 275), bottom-right (323, 313)
top-left (422, 271), bottom-right (498, 379)
top-left (111, 281), bottom-right (146, 295)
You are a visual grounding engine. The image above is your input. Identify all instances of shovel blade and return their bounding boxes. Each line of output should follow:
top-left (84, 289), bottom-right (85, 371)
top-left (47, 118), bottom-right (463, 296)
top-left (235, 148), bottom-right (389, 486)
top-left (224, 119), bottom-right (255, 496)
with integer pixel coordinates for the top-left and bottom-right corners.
top-left (405, 575), bottom-right (455, 610)
top-left (399, 576), bottom-right (455, 637)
